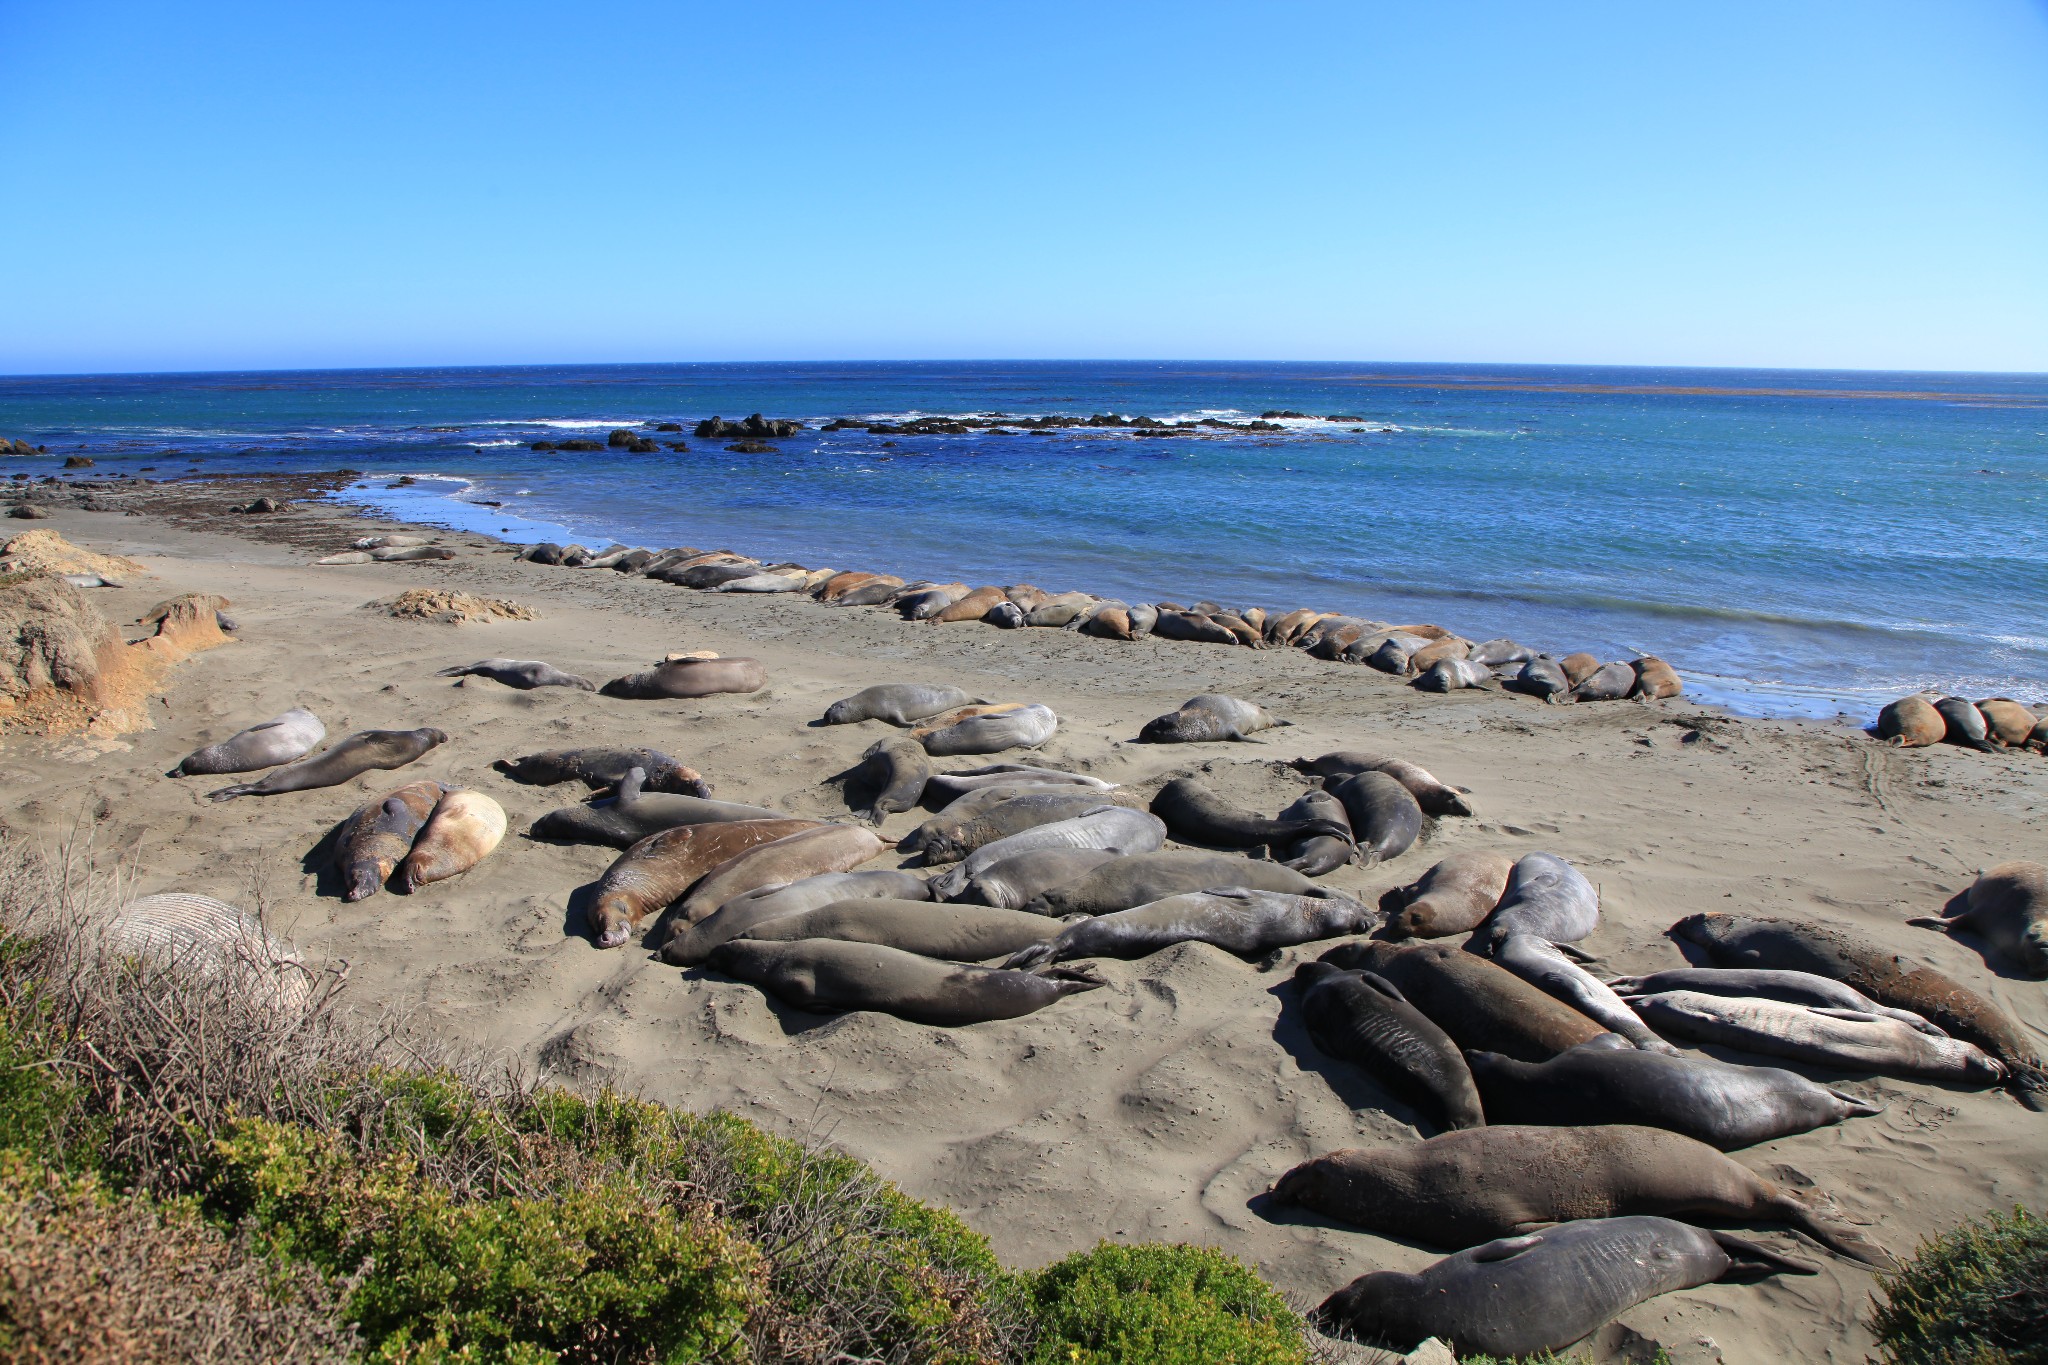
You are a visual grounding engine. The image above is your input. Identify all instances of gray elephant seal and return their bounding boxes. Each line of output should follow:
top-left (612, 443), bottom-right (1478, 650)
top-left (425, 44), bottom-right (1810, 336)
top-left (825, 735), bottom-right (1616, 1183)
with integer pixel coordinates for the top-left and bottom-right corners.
top-left (1024, 850), bottom-right (1319, 916)
top-left (600, 656), bottom-right (766, 699)
top-left (918, 790), bottom-right (1132, 864)
top-left (914, 703), bottom-right (1058, 756)
top-left (1327, 772), bottom-right (1422, 866)
top-left (207, 727), bottom-right (449, 802)
top-left (925, 763), bottom-right (1111, 797)
top-left (1513, 655), bottom-right (1572, 703)
top-left (822, 683), bottom-right (981, 726)
top-left (1382, 851), bottom-right (1513, 939)
top-left (1492, 933), bottom-right (1674, 1052)
top-left (949, 847), bottom-right (1118, 909)
top-left (1292, 961), bottom-right (1483, 1131)
top-left (1291, 751), bottom-right (1473, 817)
top-left (1624, 990), bottom-right (2006, 1085)
top-left (1566, 660), bottom-right (1635, 703)
top-left (1910, 861), bottom-right (2048, 977)
top-left (1473, 852), bottom-right (1599, 952)
top-left (1276, 789), bottom-right (1355, 876)
top-left (661, 869), bottom-right (930, 966)
top-left (1468, 1033), bottom-right (1883, 1149)
top-left (705, 938), bottom-right (1105, 1025)
top-left (1415, 659), bottom-right (1492, 692)
top-left (1005, 890), bottom-right (1374, 969)
top-left (1138, 694), bottom-right (1289, 743)
top-left (1933, 695), bottom-right (2000, 751)
top-left (435, 659), bottom-right (596, 690)
top-left (589, 819), bottom-right (823, 948)
top-left (1312, 1215), bottom-right (1814, 1357)
top-left (674, 824), bottom-right (886, 924)
top-left (1604, 967), bottom-right (1942, 1035)
top-left (492, 747), bottom-right (711, 796)
top-left (734, 899), bottom-right (1059, 961)
top-left (169, 706), bottom-right (325, 777)
top-left (532, 767), bottom-right (783, 847)
top-left (1149, 778), bottom-right (1350, 851)
top-left (1319, 940), bottom-right (1607, 1062)
top-left (1271, 1124), bottom-right (1888, 1265)
top-left (1469, 638), bottom-right (1537, 667)
top-left (850, 735), bottom-right (931, 823)
top-left (927, 806), bottom-right (1166, 900)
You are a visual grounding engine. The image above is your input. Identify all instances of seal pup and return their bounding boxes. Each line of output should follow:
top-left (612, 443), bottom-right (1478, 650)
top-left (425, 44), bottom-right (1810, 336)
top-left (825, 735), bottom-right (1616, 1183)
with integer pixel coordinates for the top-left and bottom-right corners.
top-left (600, 656), bottom-right (766, 699)
top-left (822, 683), bottom-right (981, 726)
top-left (1468, 1033), bottom-right (1886, 1149)
top-left (1291, 961), bottom-right (1483, 1130)
top-left (1326, 772), bottom-right (1422, 866)
top-left (400, 789), bottom-right (506, 890)
top-left (1381, 851), bottom-right (1513, 939)
top-left (1137, 694), bottom-right (1290, 743)
top-left (1910, 861), bottom-right (2048, 977)
top-left (493, 747), bottom-right (710, 796)
top-left (1291, 752), bottom-right (1473, 817)
top-left (1148, 778), bottom-right (1351, 852)
top-left (661, 869), bottom-right (930, 966)
top-left (1276, 789), bottom-right (1355, 876)
top-left (1513, 655), bottom-right (1572, 703)
top-left (927, 807), bottom-right (1167, 900)
top-left (1320, 940), bottom-right (1607, 1062)
top-left (168, 706), bottom-right (325, 777)
top-left (1024, 850), bottom-right (1318, 916)
top-left (586, 819), bottom-right (821, 949)
top-left (1875, 694), bottom-right (1946, 747)
top-left (948, 847), bottom-right (1117, 909)
top-left (1492, 932), bottom-right (1674, 1052)
top-left (531, 767), bottom-right (784, 848)
top-left (434, 659), bottom-right (595, 690)
top-left (1312, 1216), bottom-right (1815, 1357)
top-left (705, 938), bottom-right (1105, 1026)
top-left (733, 899), bottom-right (1059, 961)
top-left (1004, 889), bottom-right (1373, 968)
top-left (334, 781), bottom-right (448, 901)
top-left (207, 728), bottom-right (449, 802)
top-left (914, 703), bottom-right (1058, 756)
top-left (1604, 967), bottom-right (1941, 1034)
top-left (924, 764), bottom-right (1111, 797)
top-left (1629, 655), bottom-right (1683, 700)
top-left (1271, 1125), bottom-right (1888, 1265)
top-left (1472, 852), bottom-right (1599, 952)
top-left (1625, 990), bottom-right (2007, 1085)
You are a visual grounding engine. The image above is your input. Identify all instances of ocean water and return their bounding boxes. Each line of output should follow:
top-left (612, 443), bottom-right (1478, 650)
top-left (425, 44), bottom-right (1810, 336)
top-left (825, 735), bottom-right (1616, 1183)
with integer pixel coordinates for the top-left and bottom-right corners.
top-left (3, 360), bottom-right (2044, 720)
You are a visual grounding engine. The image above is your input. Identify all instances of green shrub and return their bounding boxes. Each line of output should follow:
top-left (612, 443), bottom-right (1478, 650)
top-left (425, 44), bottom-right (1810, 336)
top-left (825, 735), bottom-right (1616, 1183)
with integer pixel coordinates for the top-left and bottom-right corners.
top-left (1026, 1242), bottom-right (1307, 1365)
top-left (1872, 1206), bottom-right (2048, 1365)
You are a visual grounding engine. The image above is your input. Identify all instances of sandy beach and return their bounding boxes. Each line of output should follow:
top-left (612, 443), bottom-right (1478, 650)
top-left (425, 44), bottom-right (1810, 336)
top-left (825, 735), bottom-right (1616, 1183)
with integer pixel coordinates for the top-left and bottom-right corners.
top-left (5, 474), bottom-right (2045, 1364)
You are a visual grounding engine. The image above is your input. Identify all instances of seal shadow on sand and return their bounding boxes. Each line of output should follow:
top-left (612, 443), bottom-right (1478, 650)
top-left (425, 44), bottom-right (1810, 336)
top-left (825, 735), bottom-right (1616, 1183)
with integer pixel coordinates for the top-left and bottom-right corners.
top-left (1927, 887), bottom-right (2042, 982)
top-left (298, 818), bottom-right (353, 900)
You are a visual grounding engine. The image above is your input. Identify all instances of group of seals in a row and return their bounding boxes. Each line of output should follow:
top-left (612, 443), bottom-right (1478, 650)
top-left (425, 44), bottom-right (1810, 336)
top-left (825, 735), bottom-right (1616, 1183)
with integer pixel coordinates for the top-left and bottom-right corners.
top-left (1875, 692), bottom-right (2047, 754)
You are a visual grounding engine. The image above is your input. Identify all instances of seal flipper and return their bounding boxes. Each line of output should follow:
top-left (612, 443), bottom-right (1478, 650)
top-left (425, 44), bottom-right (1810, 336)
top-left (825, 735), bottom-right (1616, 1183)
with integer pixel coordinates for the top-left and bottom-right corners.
top-left (615, 765), bottom-right (648, 804)
top-left (1466, 1232), bottom-right (1546, 1262)
top-left (1709, 1230), bottom-right (1820, 1280)
top-left (1829, 1088), bottom-right (1887, 1119)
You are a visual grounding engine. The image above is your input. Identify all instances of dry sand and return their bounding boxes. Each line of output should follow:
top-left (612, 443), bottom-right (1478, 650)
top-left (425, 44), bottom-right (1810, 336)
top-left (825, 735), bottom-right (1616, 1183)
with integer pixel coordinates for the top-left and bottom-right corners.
top-left (3, 477), bottom-right (2044, 1363)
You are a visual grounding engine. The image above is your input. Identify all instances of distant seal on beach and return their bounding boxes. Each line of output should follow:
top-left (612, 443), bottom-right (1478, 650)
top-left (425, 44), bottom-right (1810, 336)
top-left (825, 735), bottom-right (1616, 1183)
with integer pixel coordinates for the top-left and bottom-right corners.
top-left (1319, 940), bottom-right (1607, 1062)
top-left (1629, 655), bottom-right (1683, 700)
top-left (1876, 694), bottom-right (1946, 747)
top-left (1150, 610), bottom-right (1240, 646)
top-left (673, 824), bottom-right (887, 925)
top-left (1492, 932), bottom-right (1675, 1053)
top-left (927, 806), bottom-right (1166, 900)
top-left (1408, 637), bottom-right (1472, 675)
top-left (207, 727), bottom-right (448, 802)
top-left (1415, 659), bottom-right (1491, 692)
top-left (917, 790), bottom-right (1133, 864)
top-left (1291, 961), bottom-right (1483, 1131)
top-left (1326, 772), bottom-right (1422, 866)
top-left (1382, 851), bottom-right (1513, 939)
top-left (1275, 789), bottom-right (1355, 876)
top-left (1976, 699), bottom-right (2038, 748)
top-left (1291, 751), bottom-right (1474, 817)
top-left (601, 656), bottom-right (766, 699)
top-left (823, 683), bottom-right (981, 726)
top-left (586, 818), bottom-right (822, 949)
top-left (895, 584), bottom-right (969, 620)
top-left (531, 767), bottom-right (783, 848)
top-left (1624, 989), bottom-right (2005, 1085)
top-left (435, 659), bottom-right (595, 690)
top-left (1910, 861), bottom-right (2048, 977)
top-left (168, 706), bottom-right (325, 777)
top-left (333, 780), bottom-right (447, 902)
top-left (1006, 889), bottom-right (1372, 969)
top-left (1271, 1125), bottom-right (1887, 1265)
top-left (1024, 849), bottom-right (1318, 917)
top-left (914, 703), bottom-right (1058, 756)
top-left (947, 847), bottom-right (1118, 909)
top-left (1311, 1216), bottom-right (1815, 1357)
top-left (1138, 694), bottom-right (1289, 743)
top-left (831, 576), bottom-right (910, 607)
top-left (400, 789), bottom-right (505, 890)
top-left (1559, 652), bottom-right (1601, 688)
top-left (1469, 638), bottom-right (1537, 667)
top-left (849, 734), bottom-right (931, 823)
top-left (1603, 967), bottom-right (1940, 1033)
top-left (1932, 695), bottom-right (1999, 751)
top-left (1513, 655), bottom-right (1572, 703)
top-left (733, 899), bottom-right (1060, 961)
top-left (1472, 852), bottom-right (1599, 952)
top-left (1149, 778), bottom-right (1351, 852)
top-left (660, 869), bottom-right (931, 966)
top-left (929, 585), bottom-right (1009, 623)
top-left (925, 764), bottom-right (1111, 797)
top-left (492, 747), bottom-right (711, 796)
top-left (705, 938), bottom-right (1106, 1025)
top-left (1567, 660), bottom-right (1635, 703)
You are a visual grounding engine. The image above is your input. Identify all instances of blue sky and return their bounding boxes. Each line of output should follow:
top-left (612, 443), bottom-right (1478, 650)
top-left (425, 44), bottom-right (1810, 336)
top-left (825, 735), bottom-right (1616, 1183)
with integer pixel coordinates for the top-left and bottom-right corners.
top-left (2, 1), bottom-right (2044, 375)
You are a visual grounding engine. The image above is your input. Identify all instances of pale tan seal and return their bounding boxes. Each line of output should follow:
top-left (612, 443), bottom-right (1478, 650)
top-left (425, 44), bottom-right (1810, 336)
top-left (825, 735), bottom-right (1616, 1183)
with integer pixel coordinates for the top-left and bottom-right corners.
top-left (400, 789), bottom-right (506, 891)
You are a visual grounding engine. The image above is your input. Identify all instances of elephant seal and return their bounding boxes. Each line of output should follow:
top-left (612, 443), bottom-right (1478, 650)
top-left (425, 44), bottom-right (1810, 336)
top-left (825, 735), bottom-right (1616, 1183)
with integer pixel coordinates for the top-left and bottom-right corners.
top-left (1271, 1125), bottom-right (1888, 1265)
top-left (830, 576), bottom-right (910, 607)
top-left (1382, 851), bottom-right (1513, 939)
top-left (1472, 852), bottom-right (1599, 952)
top-left (434, 659), bottom-right (595, 690)
top-left (812, 570), bottom-right (891, 601)
top-left (1025, 850), bottom-right (1318, 916)
top-left (849, 735), bottom-right (931, 823)
top-left (1151, 610), bottom-right (1240, 646)
top-left (910, 781), bottom-right (1089, 837)
top-left (587, 819), bottom-right (822, 949)
top-left (1876, 694), bottom-right (1946, 747)
top-left (1327, 772), bottom-right (1422, 866)
top-left (1006, 889), bottom-right (1374, 969)
top-left (705, 938), bottom-right (1106, 1026)
top-left (1292, 961), bottom-right (1483, 1130)
top-left (1276, 789), bottom-right (1355, 876)
top-left (928, 585), bottom-right (1008, 623)
top-left (1320, 940), bottom-right (1607, 1062)
top-left (400, 789), bottom-right (505, 890)
top-left (1671, 911), bottom-right (2048, 1108)
top-left (948, 847), bottom-right (1117, 909)
top-left (734, 899), bottom-right (1059, 961)
top-left (1149, 778), bottom-right (1350, 851)
top-left (1566, 660), bottom-right (1634, 703)
top-left (1513, 655), bottom-right (1572, 703)
top-left (1492, 933), bottom-right (1675, 1052)
top-left (674, 824), bottom-right (886, 925)
top-left (207, 727), bottom-right (449, 802)
top-left (492, 747), bottom-right (710, 796)
top-left (914, 703), bottom-right (1058, 756)
top-left (531, 767), bottom-right (784, 847)
top-left (1976, 699), bottom-right (2038, 747)
top-left (1415, 659), bottom-right (1491, 692)
top-left (924, 764), bottom-right (1111, 797)
top-left (715, 571), bottom-right (808, 593)
top-left (661, 869), bottom-right (930, 965)
top-left (1624, 990), bottom-right (2006, 1085)
top-left (1559, 652), bottom-right (1600, 687)
top-left (601, 656), bottom-right (766, 699)
top-left (927, 807), bottom-right (1167, 900)
top-left (918, 790), bottom-right (1132, 864)
top-left (1291, 751), bottom-right (1473, 817)
top-left (1911, 861), bottom-right (2048, 977)
top-left (1630, 655), bottom-right (1683, 700)
top-left (892, 583), bottom-right (968, 619)
top-left (1138, 694), bottom-right (1289, 743)
top-left (1603, 967), bottom-right (1941, 1034)
top-left (1312, 1216), bottom-right (1815, 1357)
top-left (333, 781), bottom-right (448, 901)
top-left (1408, 638), bottom-right (1472, 674)
top-left (1469, 638), bottom-right (1537, 667)
top-left (1364, 637), bottom-right (1420, 674)
top-left (169, 707), bottom-right (326, 777)
top-left (1468, 1033), bottom-right (1886, 1149)
top-left (1933, 695), bottom-right (1999, 751)
top-left (822, 683), bottom-right (980, 726)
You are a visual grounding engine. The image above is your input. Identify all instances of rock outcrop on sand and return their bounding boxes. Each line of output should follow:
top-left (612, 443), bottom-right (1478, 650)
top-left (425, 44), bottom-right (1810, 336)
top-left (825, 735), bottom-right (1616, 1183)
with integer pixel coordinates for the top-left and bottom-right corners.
top-left (370, 589), bottom-right (539, 624)
top-left (0, 578), bottom-right (229, 736)
top-left (0, 529), bottom-right (147, 581)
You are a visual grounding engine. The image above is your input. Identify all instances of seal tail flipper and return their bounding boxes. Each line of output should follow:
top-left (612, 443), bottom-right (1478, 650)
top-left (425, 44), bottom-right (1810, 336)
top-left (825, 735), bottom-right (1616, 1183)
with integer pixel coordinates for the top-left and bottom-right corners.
top-left (1757, 1202), bottom-right (1891, 1269)
top-left (1038, 963), bottom-right (1107, 996)
top-left (1905, 915), bottom-right (1957, 934)
top-left (1003, 942), bottom-right (1059, 971)
top-left (616, 766), bottom-right (647, 803)
top-left (205, 783), bottom-right (256, 802)
top-left (434, 665), bottom-right (471, 677)
top-left (1710, 1230), bottom-right (1822, 1279)
top-left (1554, 942), bottom-right (1600, 963)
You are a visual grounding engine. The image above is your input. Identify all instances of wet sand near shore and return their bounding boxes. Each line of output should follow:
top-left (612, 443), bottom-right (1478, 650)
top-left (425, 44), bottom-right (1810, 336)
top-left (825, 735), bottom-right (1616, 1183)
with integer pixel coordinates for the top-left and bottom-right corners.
top-left (4, 475), bottom-right (2045, 1363)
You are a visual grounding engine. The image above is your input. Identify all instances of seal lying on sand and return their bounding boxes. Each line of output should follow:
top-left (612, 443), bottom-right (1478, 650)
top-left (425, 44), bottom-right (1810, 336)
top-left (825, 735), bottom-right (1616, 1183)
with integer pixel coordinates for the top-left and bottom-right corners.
top-left (1138, 694), bottom-right (1289, 743)
top-left (1604, 967), bottom-right (1941, 1034)
top-left (1291, 961), bottom-right (1483, 1131)
top-left (208, 728), bottom-right (449, 802)
top-left (1327, 772), bottom-right (1422, 866)
top-left (586, 819), bottom-right (821, 949)
top-left (1472, 852), bottom-right (1599, 952)
top-left (401, 789), bottom-right (505, 890)
top-left (732, 899), bottom-right (1059, 961)
top-left (706, 938), bottom-right (1105, 1026)
top-left (1149, 778), bottom-right (1351, 851)
top-left (1492, 933), bottom-right (1674, 1052)
top-left (1291, 752), bottom-right (1473, 817)
top-left (435, 658), bottom-right (595, 690)
top-left (917, 790), bottom-right (1132, 864)
top-left (1625, 990), bottom-right (2006, 1085)
top-left (947, 847), bottom-right (1118, 909)
top-left (168, 706), bottom-right (326, 777)
top-left (1024, 850), bottom-right (1318, 916)
top-left (927, 807), bottom-right (1166, 900)
top-left (334, 781), bottom-right (448, 902)
top-left (532, 767), bottom-right (784, 848)
top-left (661, 869), bottom-right (930, 966)
top-left (1005, 889), bottom-right (1373, 969)
top-left (1977, 699), bottom-right (2038, 748)
top-left (925, 763), bottom-right (1111, 797)
top-left (1513, 655), bottom-right (1572, 702)
top-left (914, 703), bottom-right (1058, 756)
top-left (1319, 940), bottom-right (1607, 1062)
top-left (493, 747), bottom-right (710, 796)
top-left (1910, 861), bottom-right (2048, 977)
top-left (1932, 695), bottom-right (1999, 752)
top-left (1275, 789), bottom-right (1355, 875)
top-left (671, 824), bottom-right (886, 925)
top-left (1876, 694), bottom-right (1946, 747)
top-left (1381, 851), bottom-right (1513, 939)
top-left (600, 656), bottom-right (766, 699)
top-left (849, 735), bottom-right (931, 823)
top-left (822, 683), bottom-right (981, 726)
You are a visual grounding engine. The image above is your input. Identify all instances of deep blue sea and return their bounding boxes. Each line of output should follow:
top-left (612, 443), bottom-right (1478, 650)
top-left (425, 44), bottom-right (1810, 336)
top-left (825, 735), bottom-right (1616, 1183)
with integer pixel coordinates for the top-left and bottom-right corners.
top-left (3, 361), bottom-right (2043, 720)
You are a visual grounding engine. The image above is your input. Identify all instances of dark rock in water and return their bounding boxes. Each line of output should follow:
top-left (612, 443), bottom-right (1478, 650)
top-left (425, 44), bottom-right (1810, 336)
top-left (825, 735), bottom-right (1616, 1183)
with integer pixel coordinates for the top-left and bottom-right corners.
top-left (696, 413), bottom-right (807, 440)
top-left (1326, 413), bottom-right (1367, 422)
top-left (654, 422), bottom-right (683, 432)
top-left (1261, 410), bottom-right (1308, 419)
top-left (557, 438), bottom-right (604, 452)
top-left (625, 437), bottom-right (660, 453)
top-left (725, 440), bottom-right (776, 454)
top-left (607, 428), bottom-right (637, 447)
top-left (665, 441), bottom-right (689, 451)
top-left (64, 456), bottom-right (93, 468)
top-left (236, 497), bottom-right (284, 513)
top-left (530, 440), bottom-right (558, 451)
top-left (8, 505), bottom-right (49, 519)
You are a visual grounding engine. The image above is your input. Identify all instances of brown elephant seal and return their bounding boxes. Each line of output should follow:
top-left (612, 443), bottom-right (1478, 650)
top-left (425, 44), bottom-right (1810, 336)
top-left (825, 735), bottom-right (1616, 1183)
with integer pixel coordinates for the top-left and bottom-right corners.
top-left (1382, 851), bottom-right (1513, 939)
top-left (401, 789), bottom-right (505, 890)
top-left (1327, 772), bottom-right (1422, 866)
top-left (1492, 933), bottom-right (1676, 1053)
top-left (1151, 610), bottom-right (1241, 646)
top-left (914, 703), bottom-right (1058, 755)
top-left (704, 938), bottom-right (1106, 1025)
top-left (734, 899), bottom-right (1059, 961)
top-left (333, 781), bottom-right (448, 901)
top-left (1138, 694), bottom-right (1289, 743)
top-left (1627, 990), bottom-right (2005, 1085)
top-left (895, 583), bottom-right (970, 619)
top-left (1672, 910), bottom-right (2048, 1108)
top-left (925, 763), bottom-right (1111, 797)
top-left (1148, 778), bottom-right (1350, 851)
top-left (1603, 967), bottom-right (1940, 1034)
top-left (1911, 861), bottom-right (2048, 976)
top-left (492, 747), bottom-right (710, 796)
top-left (1265, 607), bottom-right (1326, 646)
top-left (1472, 852), bottom-right (1599, 952)
top-left (948, 847), bottom-right (1118, 909)
top-left (1932, 694), bottom-right (2000, 751)
top-left (1408, 637), bottom-right (1472, 674)
top-left (927, 807), bottom-right (1167, 900)
top-left (1312, 1215), bottom-right (1815, 1357)
top-left (1976, 699), bottom-right (2038, 747)
top-left (435, 659), bottom-right (595, 690)
top-left (1024, 850), bottom-right (1318, 916)
top-left (1876, 694), bottom-right (1946, 747)
top-left (1007, 889), bottom-right (1373, 969)
top-left (1470, 1033), bottom-right (1885, 1149)
top-left (169, 706), bottom-right (325, 777)
top-left (660, 869), bottom-right (930, 966)
top-left (847, 734), bottom-right (931, 823)
top-left (1319, 940), bottom-right (1606, 1061)
top-left (1276, 789), bottom-right (1355, 876)
top-left (673, 824), bottom-right (886, 924)
top-left (1629, 655), bottom-right (1683, 700)
top-left (532, 767), bottom-right (784, 847)
top-left (601, 656), bottom-right (766, 699)
top-left (1291, 961), bottom-right (1483, 1131)
top-left (928, 585), bottom-right (1008, 623)
top-left (1513, 655), bottom-right (1572, 703)
top-left (207, 727), bottom-right (449, 802)
top-left (1559, 652), bottom-right (1601, 687)
top-left (1566, 660), bottom-right (1635, 703)
top-left (1291, 751), bottom-right (1473, 817)
top-left (587, 818), bottom-right (821, 949)
top-left (1271, 1125), bottom-right (1887, 1265)
top-left (917, 789), bottom-right (1133, 864)
top-left (830, 575), bottom-right (910, 607)
top-left (823, 683), bottom-right (981, 726)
